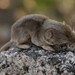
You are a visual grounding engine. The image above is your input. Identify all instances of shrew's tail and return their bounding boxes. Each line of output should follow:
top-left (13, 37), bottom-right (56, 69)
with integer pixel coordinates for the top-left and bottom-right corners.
top-left (0, 41), bottom-right (14, 52)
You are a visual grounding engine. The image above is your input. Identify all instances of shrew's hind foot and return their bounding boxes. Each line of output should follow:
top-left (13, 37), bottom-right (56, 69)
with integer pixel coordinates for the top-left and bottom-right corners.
top-left (17, 44), bottom-right (30, 49)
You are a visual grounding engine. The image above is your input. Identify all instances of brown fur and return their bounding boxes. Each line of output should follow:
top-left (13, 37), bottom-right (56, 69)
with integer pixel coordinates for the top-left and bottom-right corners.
top-left (0, 14), bottom-right (75, 52)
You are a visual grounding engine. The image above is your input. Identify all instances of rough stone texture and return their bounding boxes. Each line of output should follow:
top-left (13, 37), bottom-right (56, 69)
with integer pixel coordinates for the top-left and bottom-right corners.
top-left (0, 44), bottom-right (75, 75)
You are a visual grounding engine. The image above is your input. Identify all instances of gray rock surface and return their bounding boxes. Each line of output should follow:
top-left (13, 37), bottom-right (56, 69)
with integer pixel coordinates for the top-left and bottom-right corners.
top-left (0, 44), bottom-right (75, 75)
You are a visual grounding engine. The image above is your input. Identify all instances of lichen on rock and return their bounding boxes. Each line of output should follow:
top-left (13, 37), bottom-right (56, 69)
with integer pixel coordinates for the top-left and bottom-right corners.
top-left (0, 44), bottom-right (75, 75)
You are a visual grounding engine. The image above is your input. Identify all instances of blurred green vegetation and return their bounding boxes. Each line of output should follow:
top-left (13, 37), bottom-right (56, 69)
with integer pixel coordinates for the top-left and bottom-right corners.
top-left (0, 0), bottom-right (74, 21)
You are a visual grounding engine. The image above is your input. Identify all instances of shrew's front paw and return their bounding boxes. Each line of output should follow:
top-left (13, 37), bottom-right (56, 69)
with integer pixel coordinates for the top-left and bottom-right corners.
top-left (42, 45), bottom-right (54, 52)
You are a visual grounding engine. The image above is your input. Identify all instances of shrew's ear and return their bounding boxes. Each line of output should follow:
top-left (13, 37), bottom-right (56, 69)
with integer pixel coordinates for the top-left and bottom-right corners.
top-left (44, 29), bottom-right (53, 41)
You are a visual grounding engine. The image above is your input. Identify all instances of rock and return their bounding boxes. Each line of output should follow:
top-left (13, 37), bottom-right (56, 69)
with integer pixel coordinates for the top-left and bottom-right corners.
top-left (0, 44), bottom-right (75, 75)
